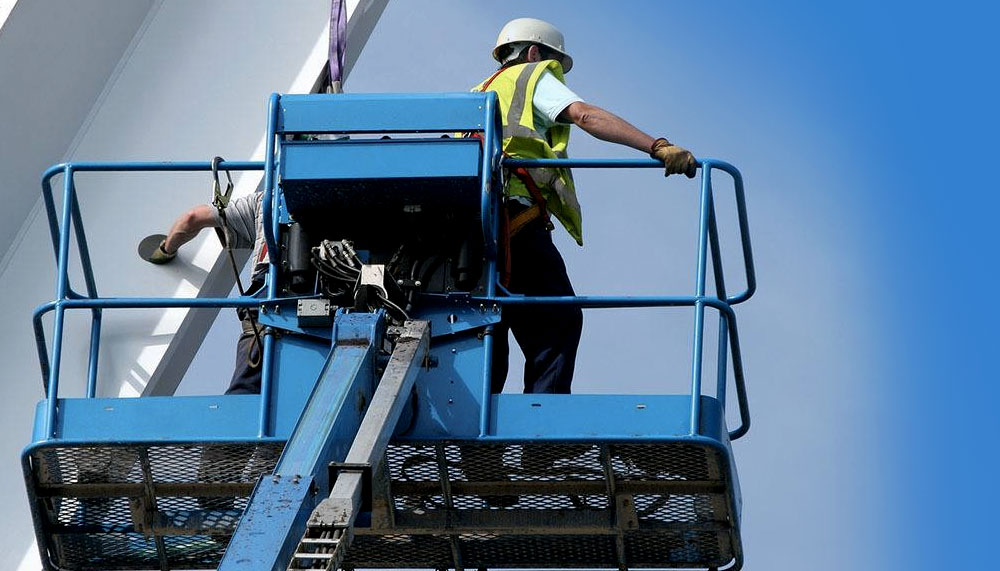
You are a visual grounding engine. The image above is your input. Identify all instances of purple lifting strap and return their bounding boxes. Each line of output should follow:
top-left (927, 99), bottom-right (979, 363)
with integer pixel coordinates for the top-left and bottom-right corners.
top-left (329, 0), bottom-right (347, 89)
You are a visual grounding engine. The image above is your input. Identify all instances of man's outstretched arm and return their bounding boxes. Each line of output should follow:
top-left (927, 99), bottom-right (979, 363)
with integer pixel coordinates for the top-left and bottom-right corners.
top-left (145, 204), bottom-right (219, 264)
top-left (560, 101), bottom-right (697, 178)
top-left (161, 205), bottom-right (219, 254)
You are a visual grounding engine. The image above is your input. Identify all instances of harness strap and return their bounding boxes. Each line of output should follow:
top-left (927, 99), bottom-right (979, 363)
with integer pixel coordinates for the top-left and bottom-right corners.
top-left (211, 157), bottom-right (264, 358)
top-left (509, 167), bottom-right (555, 235)
top-left (210, 157), bottom-right (248, 295)
top-left (476, 67), bottom-right (506, 93)
top-left (475, 65), bottom-right (557, 287)
top-left (508, 203), bottom-right (545, 237)
top-left (240, 313), bottom-right (263, 369)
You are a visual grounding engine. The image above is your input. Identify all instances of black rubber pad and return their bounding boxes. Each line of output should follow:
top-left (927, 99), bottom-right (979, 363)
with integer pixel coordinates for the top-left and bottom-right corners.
top-left (137, 233), bottom-right (167, 262)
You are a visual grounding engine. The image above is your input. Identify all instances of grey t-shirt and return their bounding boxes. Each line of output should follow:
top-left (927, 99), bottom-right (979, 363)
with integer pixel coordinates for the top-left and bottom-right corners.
top-left (213, 192), bottom-right (268, 284)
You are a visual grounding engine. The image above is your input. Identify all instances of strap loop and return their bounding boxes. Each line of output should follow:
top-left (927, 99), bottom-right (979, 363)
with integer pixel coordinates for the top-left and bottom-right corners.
top-left (510, 166), bottom-right (554, 232)
top-left (509, 203), bottom-right (549, 237)
top-left (210, 156), bottom-right (264, 357)
top-left (211, 156), bottom-right (234, 210)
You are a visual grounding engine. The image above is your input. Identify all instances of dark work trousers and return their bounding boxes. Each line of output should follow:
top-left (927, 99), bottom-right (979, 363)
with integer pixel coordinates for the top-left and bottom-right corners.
top-left (491, 205), bottom-right (583, 394)
top-left (224, 310), bottom-right (262, 395)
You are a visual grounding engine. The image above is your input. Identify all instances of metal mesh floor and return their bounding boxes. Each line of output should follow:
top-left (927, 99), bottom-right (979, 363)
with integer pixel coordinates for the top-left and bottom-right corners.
top-left (24, 442), bottom-right (283, 570)
top-left (343, 441), bottom-right (741, 570)
top-left (25, 440), bottom-right (740, 570)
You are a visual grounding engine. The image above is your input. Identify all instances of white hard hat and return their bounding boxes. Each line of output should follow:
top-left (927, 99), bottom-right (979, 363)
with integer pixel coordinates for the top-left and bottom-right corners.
top-left (493, 18), bottom-right (573, 73)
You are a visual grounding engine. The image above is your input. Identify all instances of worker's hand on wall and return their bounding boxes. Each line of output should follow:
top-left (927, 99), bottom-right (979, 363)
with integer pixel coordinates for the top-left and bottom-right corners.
top-left (650, 138), bottom-right (698, 178)
top-left (149, 242), bottom-right (177, 264)
top-left (138, 233), bottom-right (176, 264)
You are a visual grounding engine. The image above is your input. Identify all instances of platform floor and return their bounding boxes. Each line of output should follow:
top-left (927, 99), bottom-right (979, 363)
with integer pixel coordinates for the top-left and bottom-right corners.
top-left (24, 441), bottom-right (283, 570)
top-left (347, 441), bottom-right (740, 570)
top-left (25, 440), bottom-right (740, 570)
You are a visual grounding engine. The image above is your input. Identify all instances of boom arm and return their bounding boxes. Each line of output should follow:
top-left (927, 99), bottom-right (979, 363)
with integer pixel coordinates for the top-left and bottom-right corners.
top-left (218, 315), bottom-right (429, 570)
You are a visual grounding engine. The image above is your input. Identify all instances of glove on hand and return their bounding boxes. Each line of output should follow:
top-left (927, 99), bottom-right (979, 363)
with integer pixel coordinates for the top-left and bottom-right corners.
top-left (650, 138), bottom-right (697, 178)
top-left (149, 241), bottom-right (177, 265)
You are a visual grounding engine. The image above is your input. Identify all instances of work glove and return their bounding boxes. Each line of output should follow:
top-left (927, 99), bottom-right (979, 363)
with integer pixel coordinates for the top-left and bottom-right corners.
top-left (149, 242), bottom-right (177, 264)
top-left (138, 233), bottom-right (176, 264)
top-left (650, 138), bottom-right (697, 178)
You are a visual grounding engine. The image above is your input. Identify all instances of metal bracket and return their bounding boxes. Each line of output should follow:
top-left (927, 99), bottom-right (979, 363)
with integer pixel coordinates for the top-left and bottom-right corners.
top-left (297, 298), bottom-right (333, 327)
top-left (290, 320), bottom-right (431, 569)
top-left (327, 463), bottom-right (372, 512)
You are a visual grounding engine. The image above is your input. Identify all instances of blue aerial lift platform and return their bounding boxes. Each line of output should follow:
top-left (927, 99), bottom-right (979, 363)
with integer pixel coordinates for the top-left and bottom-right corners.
top-left (22, 92), bottom-right (755, 571)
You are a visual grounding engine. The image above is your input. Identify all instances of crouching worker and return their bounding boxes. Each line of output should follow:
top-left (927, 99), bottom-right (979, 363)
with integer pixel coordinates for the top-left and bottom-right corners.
top-left (142, 189), bottom-right (267, 395)
top-left (142, 187), bottom-right (278, 512)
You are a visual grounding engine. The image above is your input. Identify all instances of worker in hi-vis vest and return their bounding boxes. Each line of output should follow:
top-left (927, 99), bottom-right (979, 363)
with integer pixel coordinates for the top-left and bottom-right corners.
top-left (479, 18), bottom-right (696, 395)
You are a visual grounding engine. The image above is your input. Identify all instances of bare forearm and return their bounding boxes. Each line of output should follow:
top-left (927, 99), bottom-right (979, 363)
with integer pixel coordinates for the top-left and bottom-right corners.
top-left (563, 102), bottom-right (655, 153)
top-left (162, 205), bottom-right (218, 254)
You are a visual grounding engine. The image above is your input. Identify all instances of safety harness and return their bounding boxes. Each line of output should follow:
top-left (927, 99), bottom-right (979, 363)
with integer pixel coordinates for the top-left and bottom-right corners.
top-left (473, 66), bottom-right (568, 287)
top-left (474, 69), bottom-right (555, 238)
top-left (508, 168), bottom-right (556, 235)
top-left (210, 157), bottom-right (263, 367)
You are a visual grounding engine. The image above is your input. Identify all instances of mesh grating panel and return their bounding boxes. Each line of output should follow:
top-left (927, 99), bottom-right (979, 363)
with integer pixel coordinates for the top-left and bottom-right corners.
top-left (382, 441), bottom-right (734, 516)
top-left (634, 493), bottom-right (719, 524)
top-left (37, 446), bottom-right (144, 485)
top-left (516, 444), bottom-right (602, 478)
top-left (449, 493), bottom-right (492, 509)
top-left (33, 443), bottom-right (282, 486)
top-left (387, 442), bottom-right (614, 513)
top-left (461, 534), bottom-right (617, 568)
top-left (149, 443), bottom-right (281, 483)
top-left (155, 495), bottom-right (246, 532)
top-left (48, 494), bottom-right (245, 533)
top-left (30, 440), bottom-right (735, 569)
top-left (343, 534), bottom-right (453, 568)
top-left (388, 443), bottom-right (447, 481)
top-left (54, 533), bottom-right (157, 569)
top-left (392, 493), bottom-right (448, 513)
top-left (53, 496), bottom-right (133, 530)
top-left (352, 441), bottom-right (738, 569)
top-left (612, 443), bottom-right (718, 481)
top-left (53, 533), bottom-right (228, 569)
top-left (29, 441), bottom-right (282, 570)
top-left (626, 530), bottom-right (731, 567)
top-left (343, 531), bottom-right (735, 569)
top-left (450, 443), bottom-right (516, 483)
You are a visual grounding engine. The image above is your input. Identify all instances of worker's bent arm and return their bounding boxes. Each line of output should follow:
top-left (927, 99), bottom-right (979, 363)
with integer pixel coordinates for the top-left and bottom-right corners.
top-left (560, 101), bottom-right (656, 154)
top-left (162, 204), bottom-right (219, 254)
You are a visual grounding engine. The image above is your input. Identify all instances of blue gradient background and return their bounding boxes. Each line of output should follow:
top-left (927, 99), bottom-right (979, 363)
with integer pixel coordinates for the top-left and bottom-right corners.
top-left (343, 1), bottom-right (999, 569)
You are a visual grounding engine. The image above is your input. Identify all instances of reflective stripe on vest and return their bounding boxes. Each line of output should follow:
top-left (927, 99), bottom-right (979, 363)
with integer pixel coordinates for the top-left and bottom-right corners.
top-left (474, 60), bottom-right (583, 245)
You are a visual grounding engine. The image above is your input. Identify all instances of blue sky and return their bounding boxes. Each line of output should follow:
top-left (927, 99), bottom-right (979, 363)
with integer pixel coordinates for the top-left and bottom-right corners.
top-left (343, 1), bottom-right (999, 569)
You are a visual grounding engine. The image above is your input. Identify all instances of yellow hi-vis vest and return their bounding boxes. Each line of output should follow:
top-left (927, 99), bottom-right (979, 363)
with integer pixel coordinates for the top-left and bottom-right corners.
top-left (474, 60), bottom-right (583, 245)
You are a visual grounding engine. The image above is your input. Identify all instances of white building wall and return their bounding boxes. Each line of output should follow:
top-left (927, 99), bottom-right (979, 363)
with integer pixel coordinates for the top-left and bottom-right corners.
top-left (0, 0), bottom-right (157, 267)
top-left (0, 1), bottom-right (385, 566)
